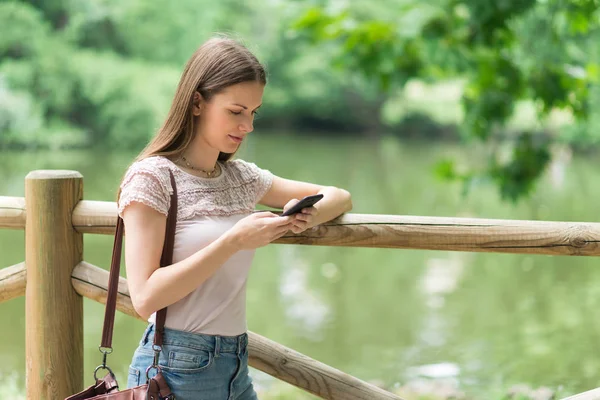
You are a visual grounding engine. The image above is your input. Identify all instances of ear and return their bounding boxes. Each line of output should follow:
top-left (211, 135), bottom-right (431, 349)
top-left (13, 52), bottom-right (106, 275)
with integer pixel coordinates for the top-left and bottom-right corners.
top-left (192, 91), bottom-right (204, 116)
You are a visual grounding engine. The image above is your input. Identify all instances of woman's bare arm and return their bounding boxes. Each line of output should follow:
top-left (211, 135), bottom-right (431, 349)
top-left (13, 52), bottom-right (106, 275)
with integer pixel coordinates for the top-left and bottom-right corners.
top-left (259, 176), bottom-right (353, 230)
top-left (122, 202), bottom-right (293, 320)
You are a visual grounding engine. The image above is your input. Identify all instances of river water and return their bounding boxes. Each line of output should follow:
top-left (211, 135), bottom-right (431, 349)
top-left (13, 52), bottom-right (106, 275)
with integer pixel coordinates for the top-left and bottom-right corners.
top-left (1, 134), bottom-right (599, 398)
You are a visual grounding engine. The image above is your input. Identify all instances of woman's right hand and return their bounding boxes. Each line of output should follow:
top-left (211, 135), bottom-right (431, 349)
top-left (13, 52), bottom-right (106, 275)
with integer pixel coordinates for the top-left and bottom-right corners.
top-left (225, 212), bottom-right (295, 251)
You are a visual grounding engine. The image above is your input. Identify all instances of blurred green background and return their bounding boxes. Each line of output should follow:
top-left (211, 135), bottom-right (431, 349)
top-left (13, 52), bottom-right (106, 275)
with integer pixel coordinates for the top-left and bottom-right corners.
top-left (1, 0), bottom-right (600, 399)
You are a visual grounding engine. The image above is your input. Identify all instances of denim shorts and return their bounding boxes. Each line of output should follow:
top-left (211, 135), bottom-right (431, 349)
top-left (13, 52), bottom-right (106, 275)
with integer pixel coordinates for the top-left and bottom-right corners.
top-left (127, 324), bottom-right (258, 400)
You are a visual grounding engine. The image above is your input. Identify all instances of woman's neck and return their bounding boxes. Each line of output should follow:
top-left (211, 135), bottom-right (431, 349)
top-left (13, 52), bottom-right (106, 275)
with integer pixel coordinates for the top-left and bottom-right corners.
top-left (181, 138), bottom-right (220, 171)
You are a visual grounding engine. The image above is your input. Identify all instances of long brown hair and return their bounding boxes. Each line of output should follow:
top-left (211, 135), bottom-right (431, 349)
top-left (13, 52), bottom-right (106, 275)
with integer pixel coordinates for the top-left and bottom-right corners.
top-left (118, 37), bottom-right (267, 199)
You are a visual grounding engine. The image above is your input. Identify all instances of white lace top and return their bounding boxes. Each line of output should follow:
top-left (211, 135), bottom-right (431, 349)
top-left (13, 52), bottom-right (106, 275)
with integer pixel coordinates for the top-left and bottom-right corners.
top-left (118, 156), bottom-right (274, 335)
top-left (118, 156), bottom-right (274, 220)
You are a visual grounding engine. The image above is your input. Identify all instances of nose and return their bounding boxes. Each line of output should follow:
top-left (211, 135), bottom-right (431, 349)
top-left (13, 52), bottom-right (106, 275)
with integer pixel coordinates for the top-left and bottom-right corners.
top-left (239, 119), bottom-right (254, 134)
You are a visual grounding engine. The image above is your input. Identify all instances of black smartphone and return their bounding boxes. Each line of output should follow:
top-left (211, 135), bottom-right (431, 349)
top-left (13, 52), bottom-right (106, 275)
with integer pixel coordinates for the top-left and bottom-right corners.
top-left (280, 194), bottom-right (324, 217)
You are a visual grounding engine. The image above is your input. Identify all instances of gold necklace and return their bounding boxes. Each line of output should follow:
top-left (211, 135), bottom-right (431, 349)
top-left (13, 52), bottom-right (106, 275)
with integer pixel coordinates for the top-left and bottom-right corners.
top-left (180, 156), bottom-right (219, 178)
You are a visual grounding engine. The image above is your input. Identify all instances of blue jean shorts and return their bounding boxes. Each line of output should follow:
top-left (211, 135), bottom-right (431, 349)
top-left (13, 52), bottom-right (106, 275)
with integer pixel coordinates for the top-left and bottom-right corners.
top-left (127, 324), bottom-right (258, 400)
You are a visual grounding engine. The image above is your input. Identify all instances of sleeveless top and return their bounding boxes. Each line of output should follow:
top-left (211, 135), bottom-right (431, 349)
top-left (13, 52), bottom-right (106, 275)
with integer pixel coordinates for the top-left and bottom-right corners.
top-left (118, 156), bottom-right (274, 335)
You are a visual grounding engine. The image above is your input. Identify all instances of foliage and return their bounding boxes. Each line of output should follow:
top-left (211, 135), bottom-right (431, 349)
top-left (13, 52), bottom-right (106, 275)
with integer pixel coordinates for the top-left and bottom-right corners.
top-left (0, 0), bottom-right (386, 149)
top-left (1, 0), bottom-right (600, 201)
top-left (292, 0), bottom-right (600, 201)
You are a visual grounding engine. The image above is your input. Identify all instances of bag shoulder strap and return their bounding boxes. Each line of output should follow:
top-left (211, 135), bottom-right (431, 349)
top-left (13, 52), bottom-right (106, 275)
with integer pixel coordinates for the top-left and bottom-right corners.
top-left (101, 170), bottom-right (178, 349)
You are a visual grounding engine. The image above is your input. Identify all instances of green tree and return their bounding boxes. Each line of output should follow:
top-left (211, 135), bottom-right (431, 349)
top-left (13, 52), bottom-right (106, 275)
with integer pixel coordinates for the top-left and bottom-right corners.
top-left (1, 0), bottom-right (393, 148)
top-left (292, 0), bottom-right (600, 202)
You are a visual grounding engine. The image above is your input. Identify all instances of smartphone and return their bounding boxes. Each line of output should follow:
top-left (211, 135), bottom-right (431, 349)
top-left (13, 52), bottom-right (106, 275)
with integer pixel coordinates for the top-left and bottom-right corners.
top-left (280, 194), bottom-right (324, 217)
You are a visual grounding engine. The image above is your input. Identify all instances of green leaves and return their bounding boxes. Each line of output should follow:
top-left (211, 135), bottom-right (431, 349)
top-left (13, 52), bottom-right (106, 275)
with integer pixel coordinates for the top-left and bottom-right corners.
top-left (0, 2), bottom-right (50, 59)
top-left (490, 133), bottom-right (551, 202)
top-left (564, 0), bottom-right (600, 34)
top-left (530, 64), bottom-right (590, 118)
top-left (460, 0), bottom-right (537, 46)
top-left (293, 7), bottom-right (426, 91)
top-left (292, 7), bottom-right (345, 42)
top-left (292, 0), bottom-right (599, 203)
top-left (463, 54), bottom-right (523, 139)
top-left (1, 0), bottom-right (598, 205)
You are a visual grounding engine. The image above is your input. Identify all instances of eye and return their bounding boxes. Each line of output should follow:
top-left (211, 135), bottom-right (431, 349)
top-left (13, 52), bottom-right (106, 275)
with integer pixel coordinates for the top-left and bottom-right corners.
top-left (229, 110), bottom-right (242, 115)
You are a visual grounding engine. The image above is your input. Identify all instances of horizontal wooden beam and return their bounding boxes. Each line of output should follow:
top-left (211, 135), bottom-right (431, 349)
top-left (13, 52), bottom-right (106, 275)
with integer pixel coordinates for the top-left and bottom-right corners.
top-left (561, 388), bottom-right (600, 400)
top-left (0, 262), bottom-right (26, 303)
top-left (71, 261), bottom-right (402, 400)
top-left (72, 200), bottom-right (117, 235)
top-left (71, 200), bottom-right (600, 256)
top-left (247, 330), bottom-right (400, 399)
top-left (71, 261), bottom-right (136, 316)
top-left (293, 214), bottom-right (600, 256)
top-left (0, 196), bottom-right (26, 230)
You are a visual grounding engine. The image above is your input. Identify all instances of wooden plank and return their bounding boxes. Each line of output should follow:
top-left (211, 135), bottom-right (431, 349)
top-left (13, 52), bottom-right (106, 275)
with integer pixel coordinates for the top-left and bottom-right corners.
top-left (248, 331), bottom-right (401, 399)
top-left (0, 196), bottom-right (26, 230)
top-left (72, 200), bottom-right (117, 235)
top-left (0, 262), bottom-right (26, 303)
top-left (72, 202), bottom-right (600, 256)
top-left (72, 261), bottom-right (402, 400)
top-left (562, 388), bottom-right (600, 400)
top-left (72, 261), bottom-right (137, 317)
top-left (287, 214), bottom-right (600, 256)
top-left (25, 170), bottom-right (84, 399)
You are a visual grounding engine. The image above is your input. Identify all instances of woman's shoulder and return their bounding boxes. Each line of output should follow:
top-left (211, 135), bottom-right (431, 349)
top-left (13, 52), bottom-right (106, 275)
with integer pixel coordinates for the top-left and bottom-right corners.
top-left (123, 156), bottom-right (174, 184)
top-left (224, 158), bottom-right (270, 182)
top-left (126, 155), bottom-right (173, 175)
top-left (120, 155), bottom-right (175, 196)
top-left (225, 158), bottom-right (253, 172)
top-left (118, 156), bottom-right (174, 218)
top-left (222, 158), bottom-right (274, 204)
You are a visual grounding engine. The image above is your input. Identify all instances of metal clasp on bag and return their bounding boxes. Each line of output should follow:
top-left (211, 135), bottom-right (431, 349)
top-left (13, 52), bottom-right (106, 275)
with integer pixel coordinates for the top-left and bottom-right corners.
top-left (93, 346), bottom-right (117, 384)
top-left (145, 344), bottom-right (163, 381)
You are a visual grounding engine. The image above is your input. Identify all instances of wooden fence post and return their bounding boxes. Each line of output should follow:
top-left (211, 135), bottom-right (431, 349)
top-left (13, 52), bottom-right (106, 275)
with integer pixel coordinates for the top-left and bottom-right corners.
top-left (25, 171), bottom-right (84, 399)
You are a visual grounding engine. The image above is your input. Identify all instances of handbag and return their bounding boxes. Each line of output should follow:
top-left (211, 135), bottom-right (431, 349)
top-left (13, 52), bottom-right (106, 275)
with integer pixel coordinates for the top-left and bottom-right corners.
top-left (66, 171), bottom-right (178, 400)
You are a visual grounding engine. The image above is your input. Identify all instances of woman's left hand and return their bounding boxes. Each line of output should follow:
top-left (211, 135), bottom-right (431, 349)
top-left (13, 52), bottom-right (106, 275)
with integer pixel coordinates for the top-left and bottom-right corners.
top-left (282, 199), bottom-right (318, 234)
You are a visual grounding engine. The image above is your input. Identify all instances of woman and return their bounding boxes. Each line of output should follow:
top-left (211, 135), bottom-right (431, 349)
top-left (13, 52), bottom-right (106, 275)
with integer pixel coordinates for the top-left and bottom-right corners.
top-left (119, 36), bottom-right (353, 399)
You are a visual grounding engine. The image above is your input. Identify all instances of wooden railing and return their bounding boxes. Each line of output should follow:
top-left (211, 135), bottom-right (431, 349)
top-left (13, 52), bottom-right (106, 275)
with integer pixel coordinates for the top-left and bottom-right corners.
top-left (1, 170), bottom-right (599, 399)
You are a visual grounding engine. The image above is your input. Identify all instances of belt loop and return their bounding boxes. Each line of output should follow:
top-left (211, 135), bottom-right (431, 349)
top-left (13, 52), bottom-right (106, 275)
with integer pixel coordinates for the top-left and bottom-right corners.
top-left (214, 336), bottom-right (221, 358)
top-left (237, 335), bottom-right (243, 355)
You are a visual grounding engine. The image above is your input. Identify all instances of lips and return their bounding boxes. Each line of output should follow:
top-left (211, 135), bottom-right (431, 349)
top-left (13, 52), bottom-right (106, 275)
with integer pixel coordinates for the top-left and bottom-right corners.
top-left (228, 135), bottom-right (244, 143)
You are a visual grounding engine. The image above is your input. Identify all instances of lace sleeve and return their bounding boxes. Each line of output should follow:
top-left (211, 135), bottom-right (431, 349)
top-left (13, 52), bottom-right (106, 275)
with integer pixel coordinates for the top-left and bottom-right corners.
top-left (233, 160), bottom-right (274, 204)
top-left (118, 160), bottom-right (172, 218)
top-left (254, 165), bottom-right (274, 203)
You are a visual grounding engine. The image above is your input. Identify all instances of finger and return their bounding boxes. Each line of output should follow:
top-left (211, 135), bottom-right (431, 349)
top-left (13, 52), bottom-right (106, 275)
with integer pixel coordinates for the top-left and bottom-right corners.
top-left (273, 226), bottom-right (292, 239)
top-left (294, 213), bottom-right (309, 221)
top-left (301, 207), bottom-right (316, 215)
top-left (282, 199), bottom-right (299, 212)
top-left (275, 222), bottom-right (294, 234)
top-left (291, 226), bottom-right (306, 234)
top-left (277, 216), bottom-right (295, 225)
top-left (268, 215), bottom-right (293, 225)
top-left (293, 220), bottom-right (308, 229)
top-left (292, 215), bottom-right (312, 224)
top-left (285, 199), bottom-right (299, 207)
top-left (298, 213), bottom-right (315, 222)
top-left (254, 211), bottom-right (278, 218)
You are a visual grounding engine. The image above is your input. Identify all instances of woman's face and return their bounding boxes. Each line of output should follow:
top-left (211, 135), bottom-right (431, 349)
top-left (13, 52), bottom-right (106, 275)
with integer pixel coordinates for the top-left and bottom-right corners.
top-left (195, 81), bottom-right (264, 153)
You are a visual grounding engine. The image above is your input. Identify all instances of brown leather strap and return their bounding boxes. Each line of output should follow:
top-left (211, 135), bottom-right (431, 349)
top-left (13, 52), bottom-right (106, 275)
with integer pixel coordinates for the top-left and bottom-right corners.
top-left (100, 213), bottom-right (125, 347)
top-left (153, 172), bottom-right (177, 347)
top-left (101, 171), bottom-right (178, 349)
